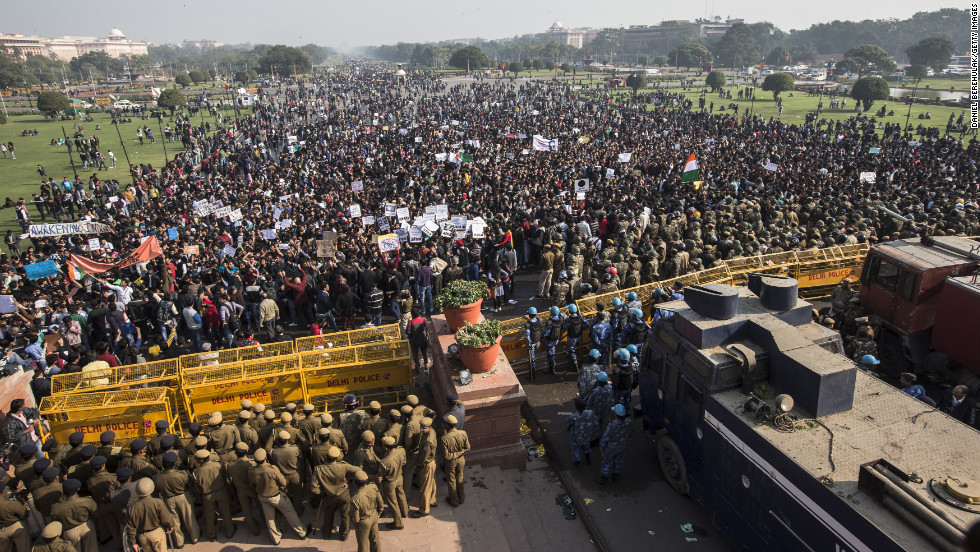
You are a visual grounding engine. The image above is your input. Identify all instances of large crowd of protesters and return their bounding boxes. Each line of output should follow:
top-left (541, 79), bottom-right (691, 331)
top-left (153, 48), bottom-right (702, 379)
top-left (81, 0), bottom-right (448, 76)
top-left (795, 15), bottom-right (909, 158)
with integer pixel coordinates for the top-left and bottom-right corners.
top-left (0, 62), bottom-right (977, 407)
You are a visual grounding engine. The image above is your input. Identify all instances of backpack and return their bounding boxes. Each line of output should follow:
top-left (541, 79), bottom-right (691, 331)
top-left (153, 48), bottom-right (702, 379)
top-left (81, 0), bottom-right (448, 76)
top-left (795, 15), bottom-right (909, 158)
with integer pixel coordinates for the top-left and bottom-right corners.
top-left (526, 318), bottom-right (543, 343)
top-left (157, 300), bottom-right (174, 322)
top-left (226, 306), bottom-right (242, 332)
top-left (408, 320), bottom-right (427, 346)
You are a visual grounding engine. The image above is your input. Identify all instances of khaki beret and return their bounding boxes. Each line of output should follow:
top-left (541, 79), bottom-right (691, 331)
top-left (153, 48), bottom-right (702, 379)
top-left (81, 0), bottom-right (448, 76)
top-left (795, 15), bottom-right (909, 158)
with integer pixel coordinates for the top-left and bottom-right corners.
top-left (41, 521), bottom-right (62, 539)
top-left (327, 446), bottom-right (342, 459)
top-left (194, 449), bottom-right (210, 460)
top-left (361, 430), bottom-right (374, 442)
top-left (302, 403), bottom-right (314, 411)
top-left (208, 413), bottom-right (222, 425)
top-left (253, 448), bottom-right (267, 461)
top-left (381, 435), bottom-right (395, 446)
top-left (318, 427), bottom-right (330, 437)
top-left (234, 442), bottom-right (248, 452)
top-left (354, 470), bottom-right (369, 483)
top-left (389, 409), bottom-right (401, 420)
top-left (193, 436), bottom-right (208, 447)
top-left (264, 410), bottom-right (276, 420)
top-left (285, 402), bottom-right (297, 410)
top-left (400, 405), bottom-right (413, 415)
top-left (278, 430), bottom-right (291, 441)
top-left (369, 401), bottom-right (381, 410)
top-left (254, 403), bottom-right (266, 413)
top-left (321, 413), bottom-right (333, 424)
top-left (445, 414), bottom-right (458, 426)
top-left (239, 411), bottom-right (252, 420)
top-left (280, 412), bottom-right (293, 423)
top-left (240, 399), bottom-right (253, 409)
top-left (420, 417), bottom-right (433, 428)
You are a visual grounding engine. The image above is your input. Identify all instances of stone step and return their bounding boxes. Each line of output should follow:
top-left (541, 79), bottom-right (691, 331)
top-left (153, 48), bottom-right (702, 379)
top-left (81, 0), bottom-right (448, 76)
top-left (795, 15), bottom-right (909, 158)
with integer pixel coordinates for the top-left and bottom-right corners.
top-left (462, 463), bottom-right (514, 552)
top-left (520, 468), bottom-right (597, 551)
top-left (450, 464), bottom-right (507, 551)
top-left (490, 468), bottom-right (535, 552)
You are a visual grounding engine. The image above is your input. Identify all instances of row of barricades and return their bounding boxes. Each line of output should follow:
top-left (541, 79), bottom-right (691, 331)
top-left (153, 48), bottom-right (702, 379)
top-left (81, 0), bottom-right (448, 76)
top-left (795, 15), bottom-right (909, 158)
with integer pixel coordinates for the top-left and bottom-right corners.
top-left (40, 324), bottom-right (410, 444)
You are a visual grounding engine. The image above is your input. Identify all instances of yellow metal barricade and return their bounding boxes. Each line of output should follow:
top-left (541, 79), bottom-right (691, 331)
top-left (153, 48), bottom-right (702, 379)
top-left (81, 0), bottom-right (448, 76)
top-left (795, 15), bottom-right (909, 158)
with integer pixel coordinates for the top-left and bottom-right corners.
top-left (299, 340), bottom-right (413, 412)
top-left (50, 358), bottom-right (179, 395)
top-left (178, 340), bottom-right (294, 370)
top-left (179, 354), bottom-right (303, 424)
top-left (39, 388), bottom-right (180, 445)
top-left (294, 323), bottom-right (402, 352)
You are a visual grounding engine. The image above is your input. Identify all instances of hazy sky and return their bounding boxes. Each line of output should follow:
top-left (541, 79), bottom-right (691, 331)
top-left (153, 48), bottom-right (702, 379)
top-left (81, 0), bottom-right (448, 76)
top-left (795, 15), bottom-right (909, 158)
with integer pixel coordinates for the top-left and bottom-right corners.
top-left (2, 0), bottom-right (967, 49)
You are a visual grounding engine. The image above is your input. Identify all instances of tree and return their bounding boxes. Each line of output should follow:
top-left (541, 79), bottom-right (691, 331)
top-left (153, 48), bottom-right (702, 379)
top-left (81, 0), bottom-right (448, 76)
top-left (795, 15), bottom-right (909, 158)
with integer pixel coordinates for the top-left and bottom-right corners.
top-left (748, 22), bottom-right (787, 57)
top-left (531, 59), bottom-right (544, 70)
top-left (175, 73), bottom-right (192, 88)
top-left (591, 29), bottom-right (624, 62)
top-left (789, 41), bottom-right (818, 63)
top-left (625, 73), bottom-right (646, 96)
top-left (299, 43), bottom-right (333, 65)
top-left (259, 45), bottom-right (312, 76)
top-left (834, 58), bottom-right (859, 77)
top-left (636, 55), bottom-right (649, 67)
top-left (545, 61), bottom-right (556, 70)
top-left (0, 54), bottom-right (25, 89)
top-left (906, 36), bottom-right (955, 72)
top-left (762, 72), bottom-right (795, 100)
top-left (507, 62), bottom-right (523, 76)
top-left (850, 76), bottom-right (889, 110)
top-left (714, 23), bottom-right (760, 68)
top-left (843, 44), bottom-right (895, 77)
top-left (247, 69), bottom-right (259, 80)
top-left (188, 70), bottom-right (209, 84)
top-left (705, 70), bottom-right (726, 92)
top-left (560, 63), bottom-right (572, 73)
top-left (906, 64), bottom-right (928, 82)
top-left (36, 90), bottom-right (69, 117)
top-left (766, 46), bottom-right (791, 68)
top-left (234, 70), bottom-right (250, 83)
top-left (156, 88), bottom-right (186, 114)
top-left (448, 45), bottom-right (490, 70)
top-left (653, 55), bottom-right (668, 67)
top-left (0, 110), bottom-right (6, 125)
top-left (668, 43), bottom-right (713, 71)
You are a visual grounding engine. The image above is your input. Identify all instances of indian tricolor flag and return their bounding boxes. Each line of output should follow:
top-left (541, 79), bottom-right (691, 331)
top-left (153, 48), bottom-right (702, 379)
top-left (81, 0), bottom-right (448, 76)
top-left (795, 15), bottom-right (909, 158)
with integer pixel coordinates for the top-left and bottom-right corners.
top-left (68, 260), bottom-right (86, 281)
top-left (681, 154), bottom-right (700, 183)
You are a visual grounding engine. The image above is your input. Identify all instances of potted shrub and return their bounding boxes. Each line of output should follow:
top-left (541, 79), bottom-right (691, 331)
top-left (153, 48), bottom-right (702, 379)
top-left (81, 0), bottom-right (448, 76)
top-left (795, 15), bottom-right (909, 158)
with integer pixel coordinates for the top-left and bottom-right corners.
top-left (435, 280), bottom-right (490, 332)
top-left (454, 319), bottom-right (503, 374)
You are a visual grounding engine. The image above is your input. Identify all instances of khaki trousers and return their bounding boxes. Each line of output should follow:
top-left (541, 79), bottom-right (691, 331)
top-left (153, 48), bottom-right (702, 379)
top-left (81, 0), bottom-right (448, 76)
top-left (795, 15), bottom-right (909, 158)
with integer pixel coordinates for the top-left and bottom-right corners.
top-left (416, 460), bottom-right (437, 514)
top-left (62, 519), bottom-right (97, 552)
top-left (381, 478), bottom-right (408, 528)
top-left (257, 492), bottom-right (306, 545)
top-left (135, 527), bottom-right (167, 552)
top-left (163, 492), bottom-right (200, 546)
top-left (0, 520), bottom-right (30, 552)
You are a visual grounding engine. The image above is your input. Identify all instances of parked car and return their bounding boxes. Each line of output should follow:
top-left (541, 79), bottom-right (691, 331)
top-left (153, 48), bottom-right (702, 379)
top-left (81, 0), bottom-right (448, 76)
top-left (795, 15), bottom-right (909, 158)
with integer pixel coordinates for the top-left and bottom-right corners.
top-left (112, 99), bottom-right (136, 109)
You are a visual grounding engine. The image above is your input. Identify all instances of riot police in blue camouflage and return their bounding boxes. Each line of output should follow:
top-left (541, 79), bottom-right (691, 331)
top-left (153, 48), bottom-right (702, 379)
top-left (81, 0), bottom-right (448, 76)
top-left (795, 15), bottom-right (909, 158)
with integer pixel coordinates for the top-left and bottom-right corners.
top-left (543, 306), bottom-right (566, 374)
top-left (625, 292), bottom-right (642, 313)
top-left (610, 348), bottom-right (634, 408)
top-left (562, 304), bottom-right (590, 372)
top-left (653, 284), bottom-right (684, 323)
top-left (587, 372), bottom-right (616, 425)
top-left (598, 404), bottom-right (631, 484)
top-left (524, 308), bottom-right (544, 379)
top-left (623, 309), bottom-right (649, 358)
top-left (566, 397), bottom-right (601, 467)
top-left (577, 349), bottom-right (603, 398)
top-left (608, 298), bottom-right (628, 354)
top-left (338, 394), bottom-right (367, 455)
top-left (590, 311), bottom-right (612, 368)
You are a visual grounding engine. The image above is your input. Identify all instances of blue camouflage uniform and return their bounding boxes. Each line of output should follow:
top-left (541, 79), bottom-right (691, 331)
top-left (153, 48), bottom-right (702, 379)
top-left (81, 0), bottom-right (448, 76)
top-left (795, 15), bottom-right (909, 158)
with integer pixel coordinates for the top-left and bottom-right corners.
top-left (567, 409), bottom-right (601, 463)
top-left (609, 306), bottom-right (628, 350)
top-left (623, 319), bottom-right (650, 358)
top-left (524, 316), bottom-right (544, 377)
top-left (562, 314), bottom-right (591, 370)
top-left (578, 362), bottom-right (602, 397)
top-left (543, 313), bottom-right (566, 372)
top-left (587, 384), bottom-right (616, 425)
top-left (600, 416), bottom-right (632, 478)
top-left (590, 319), bottom-right (612, 367)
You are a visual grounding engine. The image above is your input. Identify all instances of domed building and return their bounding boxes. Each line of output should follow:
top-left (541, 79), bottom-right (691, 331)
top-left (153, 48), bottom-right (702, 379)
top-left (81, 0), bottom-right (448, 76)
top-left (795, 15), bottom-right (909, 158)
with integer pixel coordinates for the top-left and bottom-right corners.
top-left (540, 20), bottom-right (597, 49)
top-left (40, 28), bottom-right (149, 61)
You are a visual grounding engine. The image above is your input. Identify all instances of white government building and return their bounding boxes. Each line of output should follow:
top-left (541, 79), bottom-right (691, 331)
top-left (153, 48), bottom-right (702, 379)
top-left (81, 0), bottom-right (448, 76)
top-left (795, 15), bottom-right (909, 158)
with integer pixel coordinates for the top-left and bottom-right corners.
top-left (0, 28), bottom-right (149, 61)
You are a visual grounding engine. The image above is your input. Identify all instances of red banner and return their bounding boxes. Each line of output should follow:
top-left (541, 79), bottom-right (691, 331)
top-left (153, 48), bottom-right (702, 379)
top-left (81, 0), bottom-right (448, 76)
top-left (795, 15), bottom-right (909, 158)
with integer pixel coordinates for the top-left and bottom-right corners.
top-left (70, 236), bottom-right (163, 275)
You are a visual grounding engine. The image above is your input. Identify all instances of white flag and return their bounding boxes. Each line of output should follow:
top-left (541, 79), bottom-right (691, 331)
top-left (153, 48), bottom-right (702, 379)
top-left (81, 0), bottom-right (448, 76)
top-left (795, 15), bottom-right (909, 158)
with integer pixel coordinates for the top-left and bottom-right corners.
top-left (617, 152), bottom-right (633, 163)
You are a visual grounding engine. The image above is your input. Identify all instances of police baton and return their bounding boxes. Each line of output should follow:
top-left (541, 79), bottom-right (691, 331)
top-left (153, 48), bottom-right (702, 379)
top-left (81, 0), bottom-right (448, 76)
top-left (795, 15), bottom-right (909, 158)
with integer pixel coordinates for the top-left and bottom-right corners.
top-left (307, 496), bottom-right (325, 536)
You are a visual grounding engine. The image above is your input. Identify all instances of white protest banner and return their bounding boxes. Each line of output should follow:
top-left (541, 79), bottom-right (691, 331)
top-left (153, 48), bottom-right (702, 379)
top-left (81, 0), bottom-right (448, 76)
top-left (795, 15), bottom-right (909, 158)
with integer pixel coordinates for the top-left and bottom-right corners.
top-left (573, 179), bottom-right (590, 193)
top-left (424, 205), bottom-right (436, 215)
top-left (211, 200), bottom-right (224, 210)
top-left (378, 217), bottom-right (390, 232)
top-left (618, 152), bottom-right (633, 163)
top-left (433, 205), bottom-right (448, 221)
top-left (362, 215), bottom-right (375, 226)
top-left (576, 192), bottom-right (586, 200)
top-left (378, 234), bottom-right (400, 252)
top-left (471, 222), bottom-right (485, 238)
top-left (34, 299), bottom-right (47, 309)
top-left (351, 180), bottom-right (364, 191)
top-left (452, 216), bottom-right (466, 230)
top-left (606, 168), bottom-right (615, 178)
top-left (396, 207), bottom-right (410, 222)
top-left (29, 222), bottom-right (112, 238)
top-left (260, 229), bottom-right (277, 240)
top-left (860, 172), bottom-right (876, 183)
top-left (278, 243), bottom-right (290, 250)
top-left (565, 204), bottom-right (573, 214)
top-left (273, 208), bottom-right (282, 220)
top-left (422, 212), bottom-right (435, 222)
top-left (384, 204), bottom-right (397, 217)
top-left (394, 228), bottom-right (408, 242)
top-left (415, 136), bottom-right (423, 143)
top-left (222, 245), bottom-right (237, 258)
top-left (0, 296), bottom-right (17, 314)
top-left (229, 209), bottom-right (243, 222)
top-left (422, 220), bottom-right (439, 237)
top-left (440, 221), bottom-right (455, 237)
top-left (215, 206), bottom-right (232, 218)
top-left (87, 238), bottom-right (101, 251)
top-left (349, 204), bottom-right (362, 218)
top-left (183, 245), bottom-right (200, 256)
top-left (763, 162), bottom-right (779, 172)
top-left (409, 226), bottom-right (423, 243)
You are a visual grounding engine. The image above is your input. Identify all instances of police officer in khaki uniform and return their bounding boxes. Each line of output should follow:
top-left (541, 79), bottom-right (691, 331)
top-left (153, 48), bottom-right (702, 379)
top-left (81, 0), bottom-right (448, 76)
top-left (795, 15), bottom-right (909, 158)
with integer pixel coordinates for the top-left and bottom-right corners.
top-left (226, 444), bottom-right (262, 536)
top-left (360, 402), bottom-right (389, 448)
top-left (248, 448), bottom-right (307, 544)
top-left (94, 431), bottom-right (124, 474)
top-left (269, 430), bottom-right (303, 515)
top-left (235, 411), bottom-right (260, 453)
top-left (256, 410), bottom-right (280, 452)
top-left (400, 405), bottom-right (420, 488)
top-left (350, 470), bottom-right (383, 552)
top-left (352, 431), bottom-right (380, 479)
top-left (60, 433), bottom-right (86, 475)
top-left (84, 456), bottom-right (120, 544)
top-left (411, 417), bottom-right (438, 517)
top-left (33, 467), bottom-right (63, 524)
top-left (26, 459), bottom-right (50, 494)
top-left (0, 480), bottom-right (30, 552)
top-left (148, 420), bottom-right (182, 458)
top-left (66, 445), bottom-right (97, 492)
top-left (125, 478), bottom-right (174, 552)
top-left (33, 521), bottom-right (75, 552)
top-left (119, 439), bottom-right (158, 481)
top-left (440, 415), bottom-right (470, 507)
top-left (206, 413), bottom-right (241, 465)
top-left (153, 451), bottom-right (200, 547)
top-left (191, 449), bottom-right (235, 541)
top-left (297, 405), bottom-right (320, 446)
top-left (378, 435), bottom-right (408, 530)
top-left (319, 413), bottom-right (348, 456)
top-left (249, 404), bottom-right (267, 432)
top-left (151, 435), bottom-right (184, 472)
top-left (264, 412), bottom-right (300, 451)
top-left (50, 479), bottom-right (97, 552)
top-left (11, 445), bottom-right (37, 490)
top-left (309, 428), bottom-right (334, 467)
top-left (310, 446), bottom-right (358, 541)
top-left (383, 409), bottom-right (402, 447)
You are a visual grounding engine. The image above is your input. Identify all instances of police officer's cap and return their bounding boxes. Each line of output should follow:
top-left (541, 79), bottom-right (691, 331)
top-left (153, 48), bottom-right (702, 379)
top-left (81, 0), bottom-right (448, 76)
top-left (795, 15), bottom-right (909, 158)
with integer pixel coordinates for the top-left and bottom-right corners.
top-left (597, 371), bottom-right (609, 382)
top-left (130, 439), bottom-right (147, 453)
top-left (42, 439), bottom-right (58, 453)
top-left (362, 430), bottom-right (375, 442)
top-left (208, 413), bottom-right (222, 425)
top-left (253, 403), bottom-right (266, 413)
top-left (264, 410), bottom-right (276, 420)
top-left (318, 427), bottom-right (330, 437)
top-left (136, 478), bottom-right (155, 497)
top-left (277, 430), bottom-right (291, 441)
top-left (62, 479), bottom-right (82, 495)
top-left (302, 403), bottom-right (314, 412)
top-left (444, 415), bottom-right (458, 426)
top-left (154, 420), bottom-right (168, 430)
top-left (611, 297), bottom-right (622, 306)
top-left (631, 308), bottom-right (642, 318)
top-left (368, 400), bottom-right (381, 410)
top-left (234, 442), bottom-right (248, 453)
top-left (41, 521), bottom-right (62, 539)
top-left (194, 449), bottom-right (210, 460)
top-left (33, 458), bottom-right (51, 474)
top-left (116, 467), bottom-right (134, 480)
top-left (80, 444), bottom-right (96, 458)
top-left (89, 456), bottom-right (106, 469)
top-left (617, 349), bottom-right (630, 361)
top-left (280, 412), bottom-right (292, 423)
top-left (549, 306), bottom-right (560, 316)
top-left (99, 430), bottom-right (115, 444)
top-left (42, 467), bottom-right (59, 482)
top-left (240, 399), bottom-right (253, 410)
top-left (239, 410), bottom-right (252, 420)
top-left (18, 444), bottom-right (36, 458)
top-left (406, 395), bottom-right (419, 406)
top-left (193, 436), bottom-right (208, 447)
top-left (627, 292), bottom-right (637, 301)
top-left (68, 432), bottom-right (84, 446)
top-left (327, 446), bottom-right (342, 459)
top-left (400, 405), bottom-right (413, 415)
top-left (389, 409), bottom-right (401, 420)
top-left (354, 470), bottom-right (369, 483)
top-left (626, 344), bottom-right (638, 355)
top-left (285, 402), bottom-right (297, 411)
top-left (320, 413), bottom-right (333, 424)
top-left (343, 393), bottom-right (358, 406)
top-left (420, 417), bottom-right (433, 428)
top-left (253, 448), bottom-right (267, 462)
top-left (589, 349), bottom-right (601, 359)
top-left (160, 434), bottom-right (176, 448)
top-left (381, 435), bottom-right (395, 447)
top-left (187, 422), bottom-right (201, 434)
top-left (163, 451), bottom-right (179, 465)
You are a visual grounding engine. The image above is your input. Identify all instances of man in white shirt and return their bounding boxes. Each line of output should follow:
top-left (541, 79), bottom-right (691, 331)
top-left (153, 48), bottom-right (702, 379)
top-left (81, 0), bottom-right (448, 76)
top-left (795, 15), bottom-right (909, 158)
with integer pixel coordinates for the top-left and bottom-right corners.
top-left (99, 277), bottom-right (134, 306)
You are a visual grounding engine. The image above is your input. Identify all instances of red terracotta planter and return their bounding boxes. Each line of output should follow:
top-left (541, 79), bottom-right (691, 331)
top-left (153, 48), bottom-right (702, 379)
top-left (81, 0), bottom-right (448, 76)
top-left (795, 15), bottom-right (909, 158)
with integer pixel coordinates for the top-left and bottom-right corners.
top-left (443, 299), bottom-right (483, 333)
top-left (457, 335), bottom-right (502, 374)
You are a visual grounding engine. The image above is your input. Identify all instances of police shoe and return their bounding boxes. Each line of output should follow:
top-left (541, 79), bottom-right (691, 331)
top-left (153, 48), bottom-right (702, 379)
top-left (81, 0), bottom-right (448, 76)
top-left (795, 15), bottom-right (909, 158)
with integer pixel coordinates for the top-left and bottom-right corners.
top-left (386, 522), bottom-right (404, 530)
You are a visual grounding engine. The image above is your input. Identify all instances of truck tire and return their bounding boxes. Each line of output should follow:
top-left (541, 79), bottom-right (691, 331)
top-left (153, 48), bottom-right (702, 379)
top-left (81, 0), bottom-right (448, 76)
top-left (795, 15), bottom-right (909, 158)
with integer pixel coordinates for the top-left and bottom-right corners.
top-left (878, 330), bottom-right (911, 378)
top-left (657, 433), bottom-right (689, 496)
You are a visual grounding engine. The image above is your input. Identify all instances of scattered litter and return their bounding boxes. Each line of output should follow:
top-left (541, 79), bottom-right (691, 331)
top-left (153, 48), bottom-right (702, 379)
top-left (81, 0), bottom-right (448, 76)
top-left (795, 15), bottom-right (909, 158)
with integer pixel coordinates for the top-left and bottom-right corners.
top-left (686, 538), bottom-right (698, 543)
top-left (606, 508), bottom-right (612, 512)
top-left (648, 531), bottom-right (656, 536)
top-left (557, 411), bottom-right (573, 416)
top-left (555, 494), bottom-right (576, 520)
top-left (658, 509), bottom-right (663, 513)
top-left (680, 523), bottom-right (694, 533)
top-left (527, 444), bottom-right (545, 458)
top-left (583, 498), bottom-right (594, 506)
top-left (520, 420), bottom-right (531, 436)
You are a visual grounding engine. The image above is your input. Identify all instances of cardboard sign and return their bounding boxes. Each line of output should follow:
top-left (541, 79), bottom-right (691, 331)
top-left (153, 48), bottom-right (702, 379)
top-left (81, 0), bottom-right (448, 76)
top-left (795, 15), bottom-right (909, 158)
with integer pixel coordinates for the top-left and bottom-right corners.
top-left (384, 204), bottom-right (397, 217)
top-left (215, 206), bottom-right (232, 218)
top-left (409, 226), bottom-right (423, 243)
top-left (351, 180), bottom-right (364, 191)
top-left (0, 296), bottom-right (17, 314)
top-left (440, 221), bottom-right (455, 238)
top-left (24, 261), bottom-right (60, 281)
top-left (222, 245), bottom-right (237, 258)
top-left (349, 204), bottom-right (362, 218)
top-left (87, 238), bottom-right (101, 251)
top-left (229, 209), bottom-right (243, 222)
top-left (860, 172), bottom-right (876, 183)
top-left (260, 229), bottom-right (277, 240)
top-left (362, 215), bottom-right (375, 226)
top-left (435, 204), bottom-right (449, 221)
top-left (321, 231), bottom-right (337, 258)
top-left (183, 245), bottom-right (200, 256)
top-left (573, 179), bottom-right (590, 192)
top-left (421, 220), bottom-right (439, 237)
top-left (452, 216), bottom-right (467, 231)
top-left (167, 228), bottom-right (179, 240)
top-left (396, 207), bottom-right (410, 222)
top-left (378, 234), bottom-right (400, 252)
top-left (378, 217), bottom-right (390, 232)
top-left (471, 223), bottom-right (485, 239)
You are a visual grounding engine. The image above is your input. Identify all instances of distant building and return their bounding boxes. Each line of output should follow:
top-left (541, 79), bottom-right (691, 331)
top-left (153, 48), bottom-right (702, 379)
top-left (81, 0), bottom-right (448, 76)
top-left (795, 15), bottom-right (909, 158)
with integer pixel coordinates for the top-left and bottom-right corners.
top-left (540, 21), bottom-right (598, 49)
top-left (0, 29), bottom-right (148, 61)
top-left (695, 18), bottom-right (743, 38)
top-left (181, 39), bottom-right (224, 48)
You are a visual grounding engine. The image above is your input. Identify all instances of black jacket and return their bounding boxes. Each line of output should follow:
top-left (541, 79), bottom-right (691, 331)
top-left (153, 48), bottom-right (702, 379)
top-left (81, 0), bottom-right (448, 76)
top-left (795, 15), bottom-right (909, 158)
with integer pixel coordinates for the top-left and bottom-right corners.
top-left (938, 390), bottom-right (977, 427)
